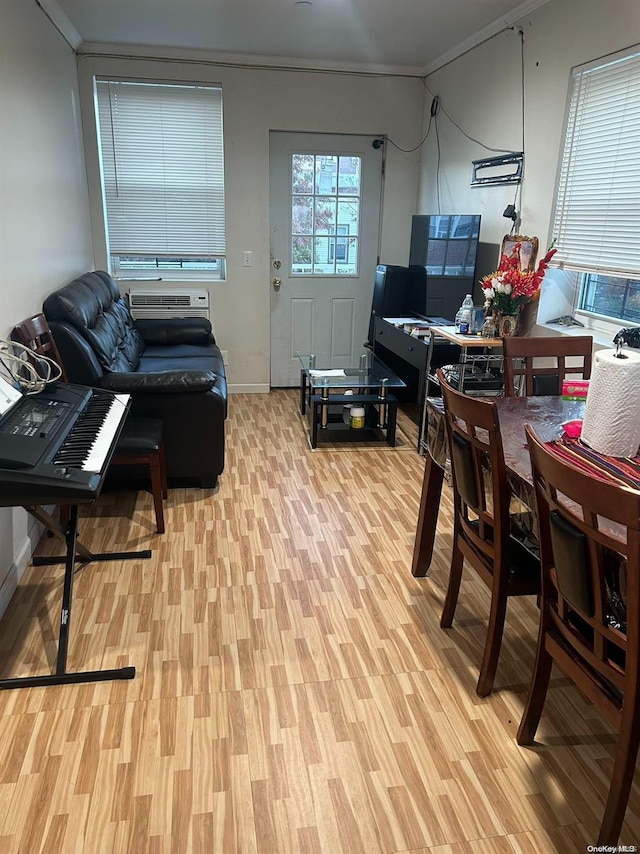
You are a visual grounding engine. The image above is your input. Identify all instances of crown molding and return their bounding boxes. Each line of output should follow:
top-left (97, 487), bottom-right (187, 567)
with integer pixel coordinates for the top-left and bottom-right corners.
top-left (77, 42), bottom-right (426, 79)
top-left (35, 0), bottom-right (82, 50)
top-left (422, 0), bottom-right (553, 76)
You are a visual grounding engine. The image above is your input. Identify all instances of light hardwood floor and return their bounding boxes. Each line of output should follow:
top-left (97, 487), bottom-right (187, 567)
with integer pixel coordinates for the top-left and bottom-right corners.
top-left (0, 390), bottom-right (637, 852)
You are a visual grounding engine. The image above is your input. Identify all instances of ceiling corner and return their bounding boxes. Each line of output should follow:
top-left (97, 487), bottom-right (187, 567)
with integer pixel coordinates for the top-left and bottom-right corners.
top-left (36, 0), bottom-right (83, 51)
top-left (421, 0), bottom-right (553, 77)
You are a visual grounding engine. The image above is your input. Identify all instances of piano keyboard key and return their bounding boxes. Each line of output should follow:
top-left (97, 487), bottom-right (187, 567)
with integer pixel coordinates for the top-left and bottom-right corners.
top-left (53, 392), bottom-right (130, 473)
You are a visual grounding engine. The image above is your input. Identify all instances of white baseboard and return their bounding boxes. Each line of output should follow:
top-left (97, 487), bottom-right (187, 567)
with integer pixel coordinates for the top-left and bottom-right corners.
top-left (0, 513), bottom-right (45, 620)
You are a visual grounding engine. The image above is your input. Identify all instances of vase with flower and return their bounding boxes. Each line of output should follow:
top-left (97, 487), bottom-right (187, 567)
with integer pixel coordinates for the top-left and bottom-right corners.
top-left (480, 242), bottom-right (557, 337)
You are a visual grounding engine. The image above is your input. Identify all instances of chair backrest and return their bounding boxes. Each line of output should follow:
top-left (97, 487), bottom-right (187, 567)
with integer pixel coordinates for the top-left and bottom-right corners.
top-left (437, 369), bottom-right (511, 567)
top-left (525, 424), bottom-right (640, 715)
top-left (502, 335), bottom-right (593, 397)
top-left (11, 313), bottom-right (69, 381)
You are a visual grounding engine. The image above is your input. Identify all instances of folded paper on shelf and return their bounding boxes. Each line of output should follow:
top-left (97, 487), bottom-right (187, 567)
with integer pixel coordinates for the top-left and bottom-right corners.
top-left (581, 348), bottom-right (640, 457)
top-left (309, 369), bottom-right (347, 378)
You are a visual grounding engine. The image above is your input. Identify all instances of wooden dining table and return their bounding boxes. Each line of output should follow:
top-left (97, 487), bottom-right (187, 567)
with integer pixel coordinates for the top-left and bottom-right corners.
top-left (411, 395), bottom-right (586, 576)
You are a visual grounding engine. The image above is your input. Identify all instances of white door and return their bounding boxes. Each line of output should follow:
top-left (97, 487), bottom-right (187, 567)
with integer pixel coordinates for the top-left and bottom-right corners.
top-left (269, 132), bottom-right (383, 386)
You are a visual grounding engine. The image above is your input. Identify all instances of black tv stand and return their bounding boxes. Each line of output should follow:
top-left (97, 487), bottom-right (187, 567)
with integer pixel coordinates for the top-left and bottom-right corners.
top-left (371, 316), bottom-right (460, 442)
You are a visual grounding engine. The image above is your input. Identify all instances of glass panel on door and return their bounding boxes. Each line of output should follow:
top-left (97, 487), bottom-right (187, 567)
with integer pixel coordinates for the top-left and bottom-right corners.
top-left (291, 152), bottom-right (361, 276)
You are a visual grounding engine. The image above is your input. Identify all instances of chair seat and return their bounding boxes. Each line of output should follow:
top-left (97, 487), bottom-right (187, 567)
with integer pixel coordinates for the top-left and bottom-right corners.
top-left (111, 417), bottom-right (166, 534)
top-left (116, 418), bottom-right (163, 454)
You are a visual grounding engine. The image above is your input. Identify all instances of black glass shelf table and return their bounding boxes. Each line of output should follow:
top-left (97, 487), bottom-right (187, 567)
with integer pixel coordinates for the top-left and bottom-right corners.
top-left (297, 351), bottom-right (406, 449)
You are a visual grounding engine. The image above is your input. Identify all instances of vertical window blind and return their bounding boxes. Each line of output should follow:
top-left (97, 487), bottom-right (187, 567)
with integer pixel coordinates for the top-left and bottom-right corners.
top-left (95, 79), bottom-right (226, 270)
top-left (552, 47), bottom-right (640, 277)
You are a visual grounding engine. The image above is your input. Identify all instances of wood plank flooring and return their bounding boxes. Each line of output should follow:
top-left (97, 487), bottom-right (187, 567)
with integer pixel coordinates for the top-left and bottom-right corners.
top-left (0, 389), bottom-right (637, 852)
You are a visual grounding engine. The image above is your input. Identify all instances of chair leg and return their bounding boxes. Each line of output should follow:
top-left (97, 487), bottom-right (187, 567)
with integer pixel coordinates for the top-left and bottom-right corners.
top-left (441, 540), bottom-right (464, 628)
top-left (517, 634), bottom-right (554, 745)
top-left (597, 698), bottom-right (640, 845)
top-left (476, 586), bottom-right (508, 697)
top-left (411, 454), bottom-right (445, 577)
top-left (149, 452), bottom-right (165, 534)
top-left (159, 441), bottom-right (168, 499)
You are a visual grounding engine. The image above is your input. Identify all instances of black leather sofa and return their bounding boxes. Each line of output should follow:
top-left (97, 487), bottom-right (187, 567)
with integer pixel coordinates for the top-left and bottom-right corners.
top-left (43, 271), bottom-right (227, 488)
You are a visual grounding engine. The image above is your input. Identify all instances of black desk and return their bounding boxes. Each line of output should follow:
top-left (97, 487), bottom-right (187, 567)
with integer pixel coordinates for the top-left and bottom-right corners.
top-left (372, 316), bottom-right (459, 445)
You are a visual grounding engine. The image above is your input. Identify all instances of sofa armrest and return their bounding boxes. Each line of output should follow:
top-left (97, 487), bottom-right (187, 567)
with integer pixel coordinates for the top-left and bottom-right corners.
top-left (134, 317), bottom-right (214, 346)
top-left (98, 370), bottom-right (217, 394)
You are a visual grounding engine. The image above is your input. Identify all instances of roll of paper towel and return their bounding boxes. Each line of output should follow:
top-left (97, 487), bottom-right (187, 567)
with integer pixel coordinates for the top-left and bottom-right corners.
top-left (581, 348), bottom-right (640, 457)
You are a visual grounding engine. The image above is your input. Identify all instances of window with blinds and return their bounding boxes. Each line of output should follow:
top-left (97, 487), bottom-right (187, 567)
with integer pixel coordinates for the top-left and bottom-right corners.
top-left (552, 46), bottom-right (640, 325)
top-left (95, 79), bottom-right (226, 280)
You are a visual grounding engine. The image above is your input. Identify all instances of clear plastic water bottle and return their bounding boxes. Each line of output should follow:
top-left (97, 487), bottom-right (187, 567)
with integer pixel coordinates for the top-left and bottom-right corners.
top-left (458, 293), bottom-right (474, 334)
top-left (342, 389), bottom-right (354, 424)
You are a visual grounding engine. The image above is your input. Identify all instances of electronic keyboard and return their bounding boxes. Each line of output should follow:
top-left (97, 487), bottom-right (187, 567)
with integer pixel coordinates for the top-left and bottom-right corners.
top-left (0, 383), bottom-right (130, 506)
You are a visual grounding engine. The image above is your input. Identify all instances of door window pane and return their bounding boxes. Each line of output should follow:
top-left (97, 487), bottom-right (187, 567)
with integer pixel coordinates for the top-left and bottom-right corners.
top-left (338, 156), bottom-right (361, 195)
top-left (314, 237), bottom-right (334, 274)
top-left (292, 196), bottom-right (313, 235)
top-left (291, 154), bottom-right (314, 193)
top-left (292, 236), bottom-right (313, 273)
top-left (315, 198), bottom-right (336, 235)
top-left (315, 156), bottom-right (338, 195)
top-left (291, 152), bottom-right (361, 275)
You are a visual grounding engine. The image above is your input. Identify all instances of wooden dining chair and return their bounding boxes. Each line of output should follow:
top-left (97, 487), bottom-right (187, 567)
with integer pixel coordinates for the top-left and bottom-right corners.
top-left (437, 370), bottom-right (541, 696)
top-left (518, 425), bottom-right (640, 845)
top-left (11, 314), bottom-right (167, 534)
top-left (502, 335), bottom-right (593, 396)
top-left (10, 313), bottom-right (70, 381)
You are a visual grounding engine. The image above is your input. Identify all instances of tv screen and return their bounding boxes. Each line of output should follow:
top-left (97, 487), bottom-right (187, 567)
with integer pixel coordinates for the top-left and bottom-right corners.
top-left (409, 214), bottom-right (481, 277)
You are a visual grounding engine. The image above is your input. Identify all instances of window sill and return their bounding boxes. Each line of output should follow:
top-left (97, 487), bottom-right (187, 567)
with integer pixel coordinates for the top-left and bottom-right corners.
top-left (536, 320), bottom-right (616, 351)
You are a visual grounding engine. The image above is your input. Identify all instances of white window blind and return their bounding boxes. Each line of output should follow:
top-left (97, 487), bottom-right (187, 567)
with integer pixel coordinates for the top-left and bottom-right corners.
top-left (95, 79), bottom-right (226, 269)
top-left (552, 47), bottom-right (640, 277)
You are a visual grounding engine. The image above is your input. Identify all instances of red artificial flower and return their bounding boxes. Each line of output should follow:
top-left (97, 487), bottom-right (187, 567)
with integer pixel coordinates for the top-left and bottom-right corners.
top-left (480, 242), bottom-right (557, 316)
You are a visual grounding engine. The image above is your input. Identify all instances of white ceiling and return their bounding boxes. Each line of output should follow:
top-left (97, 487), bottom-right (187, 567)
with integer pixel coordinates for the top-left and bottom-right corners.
top-left (49, 0), bottom-right (551, 75)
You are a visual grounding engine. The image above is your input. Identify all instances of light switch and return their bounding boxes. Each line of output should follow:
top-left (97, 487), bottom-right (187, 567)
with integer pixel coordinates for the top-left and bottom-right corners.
top-left (242, 250), bottom-right (252, 267)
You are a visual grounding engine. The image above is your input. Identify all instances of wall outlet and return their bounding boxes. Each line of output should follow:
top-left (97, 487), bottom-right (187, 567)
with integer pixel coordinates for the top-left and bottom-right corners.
top-left (242, 250), bottom-right (252, 267)
top-left (221, 349), bottom-right (229, 365)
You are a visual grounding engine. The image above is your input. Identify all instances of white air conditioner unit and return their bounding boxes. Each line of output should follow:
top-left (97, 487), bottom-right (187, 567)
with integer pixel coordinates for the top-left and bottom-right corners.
top-left (128, 288), bottom-right (210, 320)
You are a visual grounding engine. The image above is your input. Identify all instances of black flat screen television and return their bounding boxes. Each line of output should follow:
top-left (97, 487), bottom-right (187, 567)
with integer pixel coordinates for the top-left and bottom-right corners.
top-left (409, 214), bottom-right (482, 320)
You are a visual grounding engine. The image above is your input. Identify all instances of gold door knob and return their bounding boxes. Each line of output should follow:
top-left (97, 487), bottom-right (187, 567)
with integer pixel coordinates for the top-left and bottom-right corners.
top-left (272, 277), bottom-right (281, 291)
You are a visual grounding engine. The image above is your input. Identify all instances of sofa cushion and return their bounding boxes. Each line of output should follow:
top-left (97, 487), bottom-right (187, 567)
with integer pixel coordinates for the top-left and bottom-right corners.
top-left (138, 353), bottom-right (223, 375)
top-left (134, 317), bottom-right (214, 347)
top-left (43, 271), bottom-right (144, 373)
top-left (138, 352), bottom-right (227, 407)
top-left (99, 369), bottom-right (218, 394)
top-left (143, 343), bottom-right (222, 360)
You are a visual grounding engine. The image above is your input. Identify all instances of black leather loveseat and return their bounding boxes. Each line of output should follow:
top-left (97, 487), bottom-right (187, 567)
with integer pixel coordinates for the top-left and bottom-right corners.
top-left (43, 271), bottom-right (227, 488)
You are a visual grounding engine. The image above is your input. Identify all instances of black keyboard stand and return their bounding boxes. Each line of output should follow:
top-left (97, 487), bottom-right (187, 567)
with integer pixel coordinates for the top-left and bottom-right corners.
top-left (0, 504), bottom-right (151, 691)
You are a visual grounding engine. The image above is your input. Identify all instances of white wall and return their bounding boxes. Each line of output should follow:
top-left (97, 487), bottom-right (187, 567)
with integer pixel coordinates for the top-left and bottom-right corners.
top-left (417, 0), bottom-right (640, 334)
top-left (77, 53), bottom-right (425, 391)
top-left (0, 1), bottom-right (95, 616)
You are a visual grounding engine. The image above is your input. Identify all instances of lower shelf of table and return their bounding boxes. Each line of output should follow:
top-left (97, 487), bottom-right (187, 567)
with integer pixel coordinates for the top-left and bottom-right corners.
top-left (307, 421), bottom-right (388, 444)
top-left (306, 394), bottom-right (399, 449)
